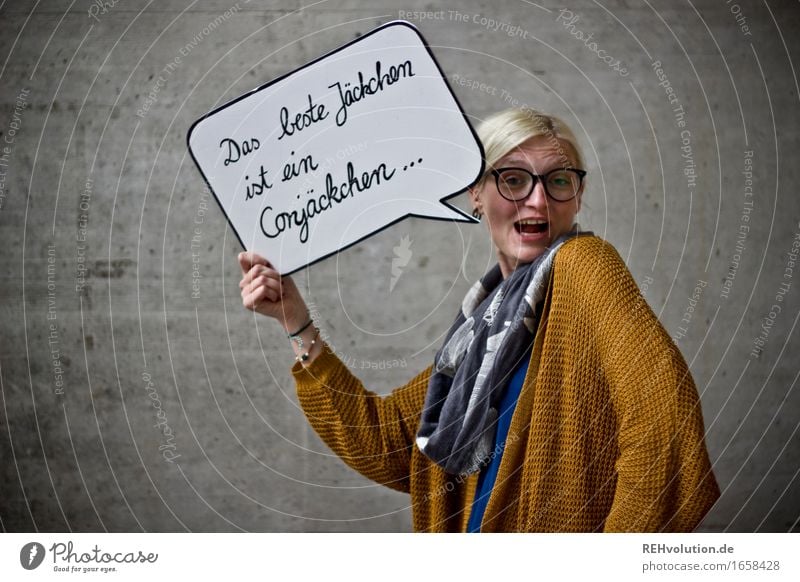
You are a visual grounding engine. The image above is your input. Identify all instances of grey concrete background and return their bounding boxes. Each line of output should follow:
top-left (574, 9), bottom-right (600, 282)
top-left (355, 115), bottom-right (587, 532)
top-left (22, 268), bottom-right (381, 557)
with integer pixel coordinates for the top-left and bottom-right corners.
top-left (0, 0), bottom-right (798, 532)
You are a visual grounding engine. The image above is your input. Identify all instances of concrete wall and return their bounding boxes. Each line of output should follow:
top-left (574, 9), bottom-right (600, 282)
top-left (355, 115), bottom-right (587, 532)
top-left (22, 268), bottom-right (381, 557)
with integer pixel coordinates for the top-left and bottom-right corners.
top-left (1, 0), bottom-right (798, 532)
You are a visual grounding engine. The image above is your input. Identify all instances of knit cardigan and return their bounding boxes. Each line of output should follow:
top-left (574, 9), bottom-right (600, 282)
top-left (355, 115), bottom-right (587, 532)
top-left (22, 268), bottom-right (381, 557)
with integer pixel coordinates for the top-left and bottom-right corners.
top-left (291, 235), bottom-right (720, 532)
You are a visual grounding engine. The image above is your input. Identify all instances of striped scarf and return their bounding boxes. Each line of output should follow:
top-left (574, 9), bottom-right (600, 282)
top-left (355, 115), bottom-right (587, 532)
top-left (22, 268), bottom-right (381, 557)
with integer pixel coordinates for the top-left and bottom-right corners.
top-left (415, 224), bottom-right (591, 475)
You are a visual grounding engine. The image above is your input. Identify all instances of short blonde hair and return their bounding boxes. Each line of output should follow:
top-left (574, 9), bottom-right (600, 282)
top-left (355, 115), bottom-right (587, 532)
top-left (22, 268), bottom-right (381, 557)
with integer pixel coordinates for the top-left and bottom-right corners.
top-left (477, 108), bottom-right (585, 175)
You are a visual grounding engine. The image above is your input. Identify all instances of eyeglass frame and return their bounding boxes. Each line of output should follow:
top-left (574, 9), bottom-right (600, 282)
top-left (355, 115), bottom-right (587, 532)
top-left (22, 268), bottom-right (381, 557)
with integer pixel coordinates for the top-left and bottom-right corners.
top-left (489, 167), bottom-right (587, 203)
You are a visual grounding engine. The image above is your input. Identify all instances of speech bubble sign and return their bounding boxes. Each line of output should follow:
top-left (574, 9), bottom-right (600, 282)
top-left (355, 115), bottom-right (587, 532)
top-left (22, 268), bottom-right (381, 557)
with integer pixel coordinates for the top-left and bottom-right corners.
top-left (188, 20), bottom-right (484, 275)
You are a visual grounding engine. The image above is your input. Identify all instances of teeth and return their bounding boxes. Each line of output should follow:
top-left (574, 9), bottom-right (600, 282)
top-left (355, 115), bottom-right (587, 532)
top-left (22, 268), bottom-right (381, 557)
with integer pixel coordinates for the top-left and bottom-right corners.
top-left (517, 219), bottom-right (547, 225)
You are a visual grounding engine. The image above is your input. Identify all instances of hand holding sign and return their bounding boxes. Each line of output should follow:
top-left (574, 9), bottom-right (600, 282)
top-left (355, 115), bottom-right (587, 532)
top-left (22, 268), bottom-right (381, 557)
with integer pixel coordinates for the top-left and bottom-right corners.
top-left (188, 21), bottom-right (484, 275)
top-left (238, 251), bottom-right (307, 329)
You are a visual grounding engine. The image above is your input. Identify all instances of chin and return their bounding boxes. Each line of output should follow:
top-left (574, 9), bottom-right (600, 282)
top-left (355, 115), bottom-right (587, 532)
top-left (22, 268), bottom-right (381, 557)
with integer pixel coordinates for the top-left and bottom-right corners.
top-left (500, 250), bottom-right (544, 274)
top-left (520, 250), bottom-right (546, 264)
top-left (514, 245), bottom-right (548, 262)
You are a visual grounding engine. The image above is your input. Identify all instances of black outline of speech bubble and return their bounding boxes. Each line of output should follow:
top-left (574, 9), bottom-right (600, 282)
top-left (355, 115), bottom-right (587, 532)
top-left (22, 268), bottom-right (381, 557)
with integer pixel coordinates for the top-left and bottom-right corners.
top-left (186, 20), bottom-right (485, 276)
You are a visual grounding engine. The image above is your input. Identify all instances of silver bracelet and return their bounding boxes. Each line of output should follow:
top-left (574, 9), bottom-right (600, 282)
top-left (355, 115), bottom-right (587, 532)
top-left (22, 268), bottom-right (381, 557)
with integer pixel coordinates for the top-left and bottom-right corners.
top-left (287, 316), bottom-right (313, 350)
top-left (296, 327), bottom-right (320, 363)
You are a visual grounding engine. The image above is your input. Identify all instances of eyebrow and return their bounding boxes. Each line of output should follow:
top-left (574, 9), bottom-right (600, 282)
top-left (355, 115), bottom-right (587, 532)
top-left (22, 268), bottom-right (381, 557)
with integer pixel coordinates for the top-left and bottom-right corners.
top-left (499, 159), bottom-right (569, 171)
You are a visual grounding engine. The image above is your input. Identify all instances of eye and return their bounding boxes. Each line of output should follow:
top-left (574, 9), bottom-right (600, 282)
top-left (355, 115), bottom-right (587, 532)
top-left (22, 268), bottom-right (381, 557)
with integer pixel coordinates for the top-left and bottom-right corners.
top-left (499, 170), bottom-right (530, 189)
top-left (548, 171), bottom-right (575, 188)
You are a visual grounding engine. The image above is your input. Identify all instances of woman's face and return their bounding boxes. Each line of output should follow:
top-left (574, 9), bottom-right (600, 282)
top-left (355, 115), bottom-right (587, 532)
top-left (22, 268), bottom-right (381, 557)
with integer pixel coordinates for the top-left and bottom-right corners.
top-left (471, 135), bottom-right (583, 278)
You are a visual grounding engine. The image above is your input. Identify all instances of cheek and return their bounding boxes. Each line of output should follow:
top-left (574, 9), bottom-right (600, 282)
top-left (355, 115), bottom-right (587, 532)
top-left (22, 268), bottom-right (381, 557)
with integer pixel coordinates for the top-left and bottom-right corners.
top-left (486, 197), bottom-right (519, 221)
top-left (483, 205), bottom-right (514, 243)
top-left (489, 208), bottom-right (520, 243)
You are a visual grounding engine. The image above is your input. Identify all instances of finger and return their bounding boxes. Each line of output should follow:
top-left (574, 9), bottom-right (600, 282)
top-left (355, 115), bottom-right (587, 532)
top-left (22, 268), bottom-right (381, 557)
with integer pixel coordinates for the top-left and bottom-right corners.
top-left (263, 277), bottom-right (283, 301)
top-left (262, 265), bottom-right (281, 280)
top-left (243, 274), bottom-right (281, 298)
top-left (241, 279), bottom-right (260, 299)
top-left (243, 285), bottom-right (268, 311)
top-left (239, 262), bottom-right (278, 289)
top-left (239, 265), bottom-right (265, 289)
top-left (267, 270), bottom-right (284, 298)
top-left (242, 276), bottom-right (264, 298)
top-left (245, 284), bottom-right (281, 310)
top-left (264, 287), bottom-right (280, 303)
top-left (238, 251), bottom-right (270, 275)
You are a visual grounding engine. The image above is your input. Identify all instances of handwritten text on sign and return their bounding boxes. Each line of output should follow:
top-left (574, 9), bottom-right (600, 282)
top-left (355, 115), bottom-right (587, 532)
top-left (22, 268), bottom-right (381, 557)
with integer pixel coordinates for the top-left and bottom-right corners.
top-left (188, 21), bottom-right (484, 275)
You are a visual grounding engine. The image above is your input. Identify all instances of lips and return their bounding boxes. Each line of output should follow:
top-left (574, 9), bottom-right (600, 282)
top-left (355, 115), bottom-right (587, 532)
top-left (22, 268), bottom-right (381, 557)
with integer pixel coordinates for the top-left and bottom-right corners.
top-left (514, 218), bottom-right (548, 235)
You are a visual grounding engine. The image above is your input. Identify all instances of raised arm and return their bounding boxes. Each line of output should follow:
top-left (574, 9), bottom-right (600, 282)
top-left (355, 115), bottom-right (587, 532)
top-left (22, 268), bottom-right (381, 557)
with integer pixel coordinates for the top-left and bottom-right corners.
top-left (238, 251), bottom-right (432, 492)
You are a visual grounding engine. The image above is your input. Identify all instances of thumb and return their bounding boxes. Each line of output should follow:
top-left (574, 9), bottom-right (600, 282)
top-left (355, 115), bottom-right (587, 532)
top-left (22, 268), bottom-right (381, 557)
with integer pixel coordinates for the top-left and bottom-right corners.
top-left (238, 251), bottom-right (269, 275)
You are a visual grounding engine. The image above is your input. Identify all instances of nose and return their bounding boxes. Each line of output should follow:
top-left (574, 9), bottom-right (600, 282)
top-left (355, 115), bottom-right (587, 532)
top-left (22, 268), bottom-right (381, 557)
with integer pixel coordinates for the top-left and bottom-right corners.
top-left (523, 178), bottom-right (549, 211)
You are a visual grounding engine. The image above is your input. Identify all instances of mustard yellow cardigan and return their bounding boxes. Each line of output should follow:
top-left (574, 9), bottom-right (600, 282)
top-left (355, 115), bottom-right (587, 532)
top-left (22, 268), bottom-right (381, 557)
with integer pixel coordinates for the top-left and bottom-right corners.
top-left (291, 235), bottom-right (720, 532)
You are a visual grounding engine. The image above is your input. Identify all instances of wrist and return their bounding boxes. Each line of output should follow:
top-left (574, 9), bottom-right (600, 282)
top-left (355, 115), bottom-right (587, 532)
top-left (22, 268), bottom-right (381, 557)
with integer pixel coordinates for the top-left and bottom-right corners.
top-left (281, 306), bottom-right (309, 334)
top-left (286, 316), bottom-right (313, 337)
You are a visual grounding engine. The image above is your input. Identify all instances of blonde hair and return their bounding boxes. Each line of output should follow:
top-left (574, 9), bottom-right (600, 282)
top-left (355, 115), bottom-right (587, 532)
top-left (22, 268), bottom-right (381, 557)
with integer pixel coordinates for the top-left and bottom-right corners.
top-left (476, 108), bottom-right (585, 175)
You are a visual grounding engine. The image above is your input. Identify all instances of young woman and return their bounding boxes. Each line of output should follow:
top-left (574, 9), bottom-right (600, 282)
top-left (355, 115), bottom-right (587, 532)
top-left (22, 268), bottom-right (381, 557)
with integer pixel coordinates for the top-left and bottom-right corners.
top-left (238, 108), bottom-right (720, 532)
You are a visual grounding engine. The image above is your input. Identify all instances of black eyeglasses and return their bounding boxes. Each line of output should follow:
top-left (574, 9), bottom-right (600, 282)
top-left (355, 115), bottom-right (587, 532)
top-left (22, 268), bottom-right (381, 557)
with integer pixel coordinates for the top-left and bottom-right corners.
top-left (490, 167), bottom-right (587, 202)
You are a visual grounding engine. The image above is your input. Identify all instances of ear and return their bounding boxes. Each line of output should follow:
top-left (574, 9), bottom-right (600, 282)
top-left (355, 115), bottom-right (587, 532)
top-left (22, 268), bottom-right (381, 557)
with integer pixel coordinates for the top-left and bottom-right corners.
top-left (468, 185), bottom-right (482, 213)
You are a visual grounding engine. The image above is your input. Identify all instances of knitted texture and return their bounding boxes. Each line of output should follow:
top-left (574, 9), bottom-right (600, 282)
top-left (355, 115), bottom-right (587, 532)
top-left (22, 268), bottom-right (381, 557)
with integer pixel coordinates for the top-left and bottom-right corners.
top-left (291, 236), bottom-right (720, 532)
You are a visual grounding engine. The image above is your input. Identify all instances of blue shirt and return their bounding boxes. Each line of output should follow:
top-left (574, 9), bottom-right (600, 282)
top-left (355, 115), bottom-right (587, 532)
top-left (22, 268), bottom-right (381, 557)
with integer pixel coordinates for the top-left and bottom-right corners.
top-left (466, 348), bottom-right (531, 533)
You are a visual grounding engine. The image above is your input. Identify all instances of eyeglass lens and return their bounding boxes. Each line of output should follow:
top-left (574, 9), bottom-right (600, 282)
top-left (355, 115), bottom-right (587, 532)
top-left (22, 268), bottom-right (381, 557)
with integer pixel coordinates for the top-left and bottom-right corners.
top-left (497, 169), bottom-right (581, 201)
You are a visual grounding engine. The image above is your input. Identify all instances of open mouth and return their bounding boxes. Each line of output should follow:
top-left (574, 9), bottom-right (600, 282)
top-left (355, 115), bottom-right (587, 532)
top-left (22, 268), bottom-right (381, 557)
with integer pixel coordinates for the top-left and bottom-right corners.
top-left (514, 218), bottom-right (548, 235)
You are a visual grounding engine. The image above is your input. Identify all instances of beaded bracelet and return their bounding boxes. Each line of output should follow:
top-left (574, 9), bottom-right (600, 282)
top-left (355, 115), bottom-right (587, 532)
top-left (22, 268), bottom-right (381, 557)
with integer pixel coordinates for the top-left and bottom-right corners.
top-left (295, 327), bottom-right (320, 363)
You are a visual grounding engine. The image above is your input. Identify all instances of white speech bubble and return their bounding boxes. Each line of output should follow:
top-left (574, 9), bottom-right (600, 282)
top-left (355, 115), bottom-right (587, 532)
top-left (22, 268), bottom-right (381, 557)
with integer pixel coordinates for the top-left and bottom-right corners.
top-left (188, 20), bottom-right (484, 275)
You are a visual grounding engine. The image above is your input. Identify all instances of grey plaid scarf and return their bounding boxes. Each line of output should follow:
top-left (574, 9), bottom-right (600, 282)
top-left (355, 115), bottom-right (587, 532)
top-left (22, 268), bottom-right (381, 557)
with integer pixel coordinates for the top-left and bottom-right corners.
top-left (415, 225), bottom-right (591, 476)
